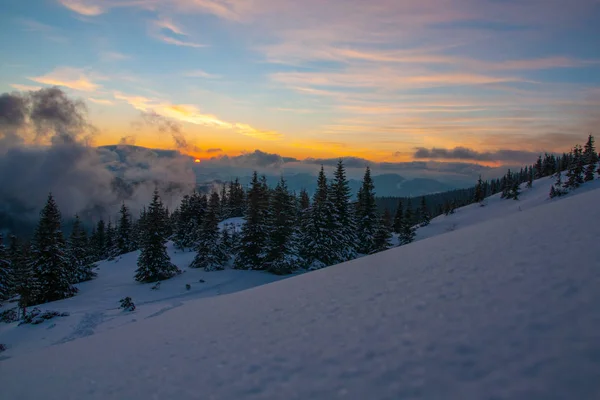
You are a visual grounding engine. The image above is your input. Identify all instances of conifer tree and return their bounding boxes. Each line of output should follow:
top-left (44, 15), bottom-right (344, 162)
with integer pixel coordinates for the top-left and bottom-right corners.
top-left (566, 146), bottom-right (584, 189)
top-left (67, 215), bottom-right (97, 283)
top-left (219, 184), bottom-right (230, 220)
top-left (117, 202), bottom-right (132, 255)
top-left (419, 196), bottom-right (431, 226)
top-left (301, 166), bottom-right (337, 269)
top-left (355, 166), bottom-right (378, 254)
top-left (8, 236), bottom-right (35, 311)
top-left (474, 175), bottom-right (485, 203)
top-left (393, 200), bottom-right (403, 234)
top-left (105, 220), bottom-right (118, 260)
top-left (135, 189), bottom-right (180, 282)
top-left (265, 177), bottom-right (300, 274)
top-left (583, 134), bottom-right (597, 182)
top-left (0, 234), bottom-right (13, 304)
top-left (234, 172), bottom-right (270, 270)
top-left (189, 192), bottom-right (227, 271)
top-left (91, 220), bottom-right (106, 261)
top-left (372, 209), bottom-right (393, 253)
top-left (399, 199), bottom-right (416, 245)
top-left (329, 159), bottom-right (357, 261)
top-left (526, 166), bottom-right (533, 188)
top-left (29, 193), bottom-right (77, 304)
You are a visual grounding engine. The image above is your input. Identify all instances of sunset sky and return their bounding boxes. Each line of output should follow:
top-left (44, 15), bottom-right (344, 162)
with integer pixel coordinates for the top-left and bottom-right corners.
top-left (1, 0), bottom-right (599, 164)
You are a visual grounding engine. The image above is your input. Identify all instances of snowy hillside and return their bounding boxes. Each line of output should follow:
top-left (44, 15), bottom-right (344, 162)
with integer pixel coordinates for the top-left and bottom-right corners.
top-left (1, 178), bottom-right (599, 399)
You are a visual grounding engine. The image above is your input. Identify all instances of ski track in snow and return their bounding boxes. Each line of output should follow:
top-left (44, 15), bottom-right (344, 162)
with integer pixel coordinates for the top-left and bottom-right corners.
top-left (55, 311), bottom-right (105, 345)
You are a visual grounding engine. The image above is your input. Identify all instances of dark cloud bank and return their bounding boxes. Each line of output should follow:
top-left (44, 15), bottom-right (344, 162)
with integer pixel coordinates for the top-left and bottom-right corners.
top-left (0, 87), bottom-right (196, 235)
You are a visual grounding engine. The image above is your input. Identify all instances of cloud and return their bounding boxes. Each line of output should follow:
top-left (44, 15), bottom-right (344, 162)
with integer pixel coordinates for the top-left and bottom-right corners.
top-left (0, 87), bottom-right (196, 235)
top-left (205, 150), bottom-right (289, 169)
top-left (88, 97), bottom-right (114, 105)
top-left (29, 67), bottom-right (99, 92)
top-left (184, 69), bottom-right (221, 79)
top-left (137, 110), bottom-right (200, 152)
top-left (10, 84), bottom-right (43, 92)
top-left (412, 146), bottom-right (544, 164)
top-left (114, 91), bottom-right (283, 141)
top-left (58, 0), bottom-right (104, 16)
top-left (206, 148), bottom-right (222, 153)
top-left (151, 17), bottom-right (206, 48)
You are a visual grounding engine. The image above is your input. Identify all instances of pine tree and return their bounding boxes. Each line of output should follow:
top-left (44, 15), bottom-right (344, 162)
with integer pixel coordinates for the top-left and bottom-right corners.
top-left (399, 199), bottom-right (416, 245)
top-left (8, 236), bottom-right (33, 311)
top-left (534, 155), bottom-right (543, 178)
top-left (526, 166), bottom-right (533, 188)
top-left (189, 192), bottom-right (227, 271)
top-left (91, 220), bottom-right (106, 261)
top-left (393, 200), bottom-right (403, 234)
top-left (474, 175), bottom-right (485, 203)
top-left (355, 166), bottom-right (378, 254)
top-left (117, 203), bottom-right (132, 255)
top-left (566, 146), bottom-right (584, 189)
top-left (301, 166), bottom-right (337, 269)
top-left (135, 189), bottom-right (180, 283)
top-left (329, 159), bottom-right (357, 262)
top-left (0, 234), bottom-right (13, 304)
top-left (372, 209), bottom-right (393, 253)
top-left (105, 220), bottom-right (118, 260)
top-left (29, 193), bottom-right (77, 304)
top-left (419, 196), bottom-right (431, 226)
top-left (583, 134), bottom-right (597, 182)
top-left (219, 184), bottom-right (230, 220)
top-left (234, 172), bottom-right (270, 270)
top-left (67, 215), bottom-right (97, 283)
top-left (265, 177), bottom-right (300, 274)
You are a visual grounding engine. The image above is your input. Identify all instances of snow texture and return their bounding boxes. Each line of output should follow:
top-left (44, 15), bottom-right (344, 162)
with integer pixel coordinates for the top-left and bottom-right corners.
top-left (1, 178), bottom-right (600, 399)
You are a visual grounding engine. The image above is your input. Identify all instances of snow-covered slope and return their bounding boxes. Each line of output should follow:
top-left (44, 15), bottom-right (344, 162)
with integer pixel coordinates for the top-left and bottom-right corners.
top-left (0, 242), bottom-right (288, 358)
top-left (1, 181), bottom-right (599, 399)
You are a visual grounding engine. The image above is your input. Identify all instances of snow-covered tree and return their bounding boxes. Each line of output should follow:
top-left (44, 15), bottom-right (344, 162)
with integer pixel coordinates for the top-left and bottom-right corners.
top-left (265, 177), bottom-right (301, 275)
top-left (8, 236), bottom-right (36, 310)
top-left (301, 166), bottom-right (337, 269)
top-left (91, 220), bottom-right (106, 261)
top-left (105, 219), bottom-right (119, 260)
top-left (329, 159), bottom-right (358, 262)
top-left (399, 199), bottom-right (416, 245)
top-left (67, 215), bottom-right (97, 283)
top-left (419, 196), bottom-right (431, 226)
top-left (372, 209), bottom-right (393, 253)
top-left (117, 202), bottom-right (132, 255)
top-left (29, 193), bottom-right (77, 304)
top-left (135, 189), bottom-right (180, 283)
top-left (393, 200), bottom-right (403, 234)
top-left (565, 145), bottom-right (584, 189)
top-left (0, 234), bottom-right (13, 304)
top-left (583, 134), bottom-right (597, 182)
top-left (189, 192), bottom-right (227, 271)
top-left (355, 166), bottom-right (378, 254)
top-left (234, 172), bottom-right (270, 270)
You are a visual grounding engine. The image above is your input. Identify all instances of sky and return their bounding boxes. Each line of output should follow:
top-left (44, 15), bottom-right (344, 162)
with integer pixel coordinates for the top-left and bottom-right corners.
top-left (1, 0), bottom-right (599, 165)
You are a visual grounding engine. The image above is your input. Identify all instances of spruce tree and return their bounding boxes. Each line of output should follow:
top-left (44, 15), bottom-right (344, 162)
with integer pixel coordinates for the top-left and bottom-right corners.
top-left (67, 215), bottom-right (97, 283)
top-left (566, 146), bottom-right (584, 189)
top-left (399, 199), bottom-right (416, 245)
top-left (117, 202), bottom-right (132, 255)
top-left (0, 234), bottom-right (13, 304)
top-left (329, 159), bottom-right (357, 262)
top-left (474, 176), bottom-right (485, 203)
top-left (189, 192), bottom-right (227, 271)
top-left (135, 189), bottom-right (180, 283)
top-left (234, 172), bottom-right (270, 270)
top-left (265, 177), bottom-right (300, 274)
top-left (105, 220), bottom-right (118, 260)
top-left (419, 196), bottom-right (431, 226)
top-left (8, 236), bottom-right (36, 311)
top-left (29, 193), bottom-right (77, 304)
top-left (355, 166), bottom-right (378, 254)
top-left (301, 166), bottom-right (337, 269)
top-left (583, 134), bottom-right (597, 182)
top-left (91, 220), bottom-right (106, 261)
top-left (393, 200), bottom-right (403, 234)
top-left (219, 184), bottom-right (230, 220)
top-left (372, 209), bottom-right (393, 253)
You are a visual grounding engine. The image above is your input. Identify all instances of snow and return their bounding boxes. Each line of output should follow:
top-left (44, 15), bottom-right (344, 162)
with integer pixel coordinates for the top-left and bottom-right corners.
top-left (0, 242), bottom-right (288, 358)
top-left (1, 177), bottom-right (600, 399)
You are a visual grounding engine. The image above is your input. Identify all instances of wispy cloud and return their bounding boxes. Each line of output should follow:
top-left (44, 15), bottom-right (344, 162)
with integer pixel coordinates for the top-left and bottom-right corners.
top-left (184, 69), bottom-right (221, 79)
top-left (29, 67), bottom-right (99, 92)
top-left (114, 91), bottom-right (283, 140)
top-left (100, 51), bottom-right (132, 61)
top-left (10, 83), bottom-right (43, 91)
top-left (150, 17), bottom-right (206, 48)
top-left (58, 0), bottom-right (105, 16)
top-left (88, 97), bottom-right (114, 105)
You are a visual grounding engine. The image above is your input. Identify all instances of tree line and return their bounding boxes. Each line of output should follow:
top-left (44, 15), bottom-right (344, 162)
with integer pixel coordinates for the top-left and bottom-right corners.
top-left (1, 135), bottom-right (597, 312)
